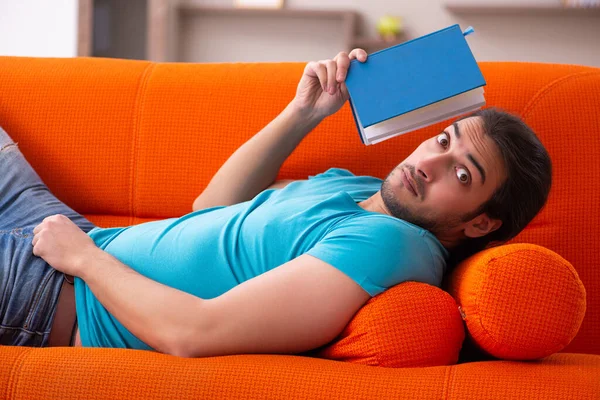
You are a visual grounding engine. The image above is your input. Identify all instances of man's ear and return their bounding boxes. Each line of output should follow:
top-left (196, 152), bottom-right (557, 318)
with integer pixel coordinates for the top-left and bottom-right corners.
top-left (464, 214), bottom-right (502, 238)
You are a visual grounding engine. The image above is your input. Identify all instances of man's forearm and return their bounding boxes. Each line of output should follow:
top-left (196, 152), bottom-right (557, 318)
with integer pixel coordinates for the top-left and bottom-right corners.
top-left (78, 248), bottom-right (203, 356)
top-left (193, 102), bottom-right (323, 210)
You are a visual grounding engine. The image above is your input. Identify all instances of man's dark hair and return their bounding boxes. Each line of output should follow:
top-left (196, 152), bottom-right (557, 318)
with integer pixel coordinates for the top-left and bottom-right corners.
top-left (446, 107), bottom-right (553, 269)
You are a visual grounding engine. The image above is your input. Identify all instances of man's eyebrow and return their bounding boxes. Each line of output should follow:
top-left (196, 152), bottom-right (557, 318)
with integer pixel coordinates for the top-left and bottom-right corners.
top-left (467, 154), bottom-right (486, 185)
top-left (453, 122), bottom-right (461, 139)
top-left (447, 122), bottom-right (486, 185)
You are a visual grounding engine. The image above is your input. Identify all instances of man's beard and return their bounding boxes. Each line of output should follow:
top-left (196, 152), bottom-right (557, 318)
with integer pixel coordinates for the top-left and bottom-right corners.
top-left (380, 165), bottom-right (464, 234)
top-left (381, 178), bottom-right (439, 232)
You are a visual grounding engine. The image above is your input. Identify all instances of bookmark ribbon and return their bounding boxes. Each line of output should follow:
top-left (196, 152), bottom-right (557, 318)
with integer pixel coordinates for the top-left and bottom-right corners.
top-left (463, 26), bottom-right (475, 36)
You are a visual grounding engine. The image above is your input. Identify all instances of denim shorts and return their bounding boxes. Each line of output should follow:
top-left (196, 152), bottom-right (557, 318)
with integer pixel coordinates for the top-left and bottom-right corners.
top-left (0, 126), bottom-right (96, 346)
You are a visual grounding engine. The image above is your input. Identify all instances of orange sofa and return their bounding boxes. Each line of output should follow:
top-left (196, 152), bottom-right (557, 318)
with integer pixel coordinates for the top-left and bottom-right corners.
top-left (0, 56), bottom-right (599, 399)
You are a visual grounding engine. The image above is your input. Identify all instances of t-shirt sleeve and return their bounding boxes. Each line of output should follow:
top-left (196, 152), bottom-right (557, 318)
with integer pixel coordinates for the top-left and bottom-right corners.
top-left (305, 214), bottom-right (435, 297)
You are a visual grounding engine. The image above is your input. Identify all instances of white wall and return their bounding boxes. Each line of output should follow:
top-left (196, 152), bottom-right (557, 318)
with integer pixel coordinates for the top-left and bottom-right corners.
top-left (0, 0), bottom-right (78, 57)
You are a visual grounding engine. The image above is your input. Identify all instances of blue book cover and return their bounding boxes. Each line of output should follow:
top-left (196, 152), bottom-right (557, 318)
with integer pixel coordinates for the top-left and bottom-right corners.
top-left (345, 24), bottom-right (486, 143)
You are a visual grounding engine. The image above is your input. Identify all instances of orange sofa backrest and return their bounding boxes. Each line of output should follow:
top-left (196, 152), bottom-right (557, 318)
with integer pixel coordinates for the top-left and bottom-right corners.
top-left (0, 56), bottom-right (598, 355)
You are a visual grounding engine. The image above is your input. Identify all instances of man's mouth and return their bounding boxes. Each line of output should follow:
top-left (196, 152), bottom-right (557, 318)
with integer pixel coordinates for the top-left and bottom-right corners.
top-left (401, 168), bottom-right (418, 197)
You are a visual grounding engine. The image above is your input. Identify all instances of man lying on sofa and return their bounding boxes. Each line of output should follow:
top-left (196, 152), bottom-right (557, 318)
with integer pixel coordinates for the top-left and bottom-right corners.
top-left (1, 48), bottom-right (551, 357)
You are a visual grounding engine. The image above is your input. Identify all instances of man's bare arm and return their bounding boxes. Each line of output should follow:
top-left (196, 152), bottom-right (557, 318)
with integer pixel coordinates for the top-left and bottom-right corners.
top-left (73, 245), bottom-right (369, 358)
top-left (192, 48), bottom-right (369, 212)
top-left (192, 103), bottom-right (321, 212)
top-left (181, 254), bottom-right (371, 358)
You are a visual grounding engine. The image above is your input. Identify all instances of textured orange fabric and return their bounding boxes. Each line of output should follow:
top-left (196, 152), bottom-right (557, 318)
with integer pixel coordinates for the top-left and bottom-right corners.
top-left (303, 282), bottom-right (465, 367)
top-left (0, 57), bottom-right (151, 217)
top-left (1, 56), bottom-right (600, 396)
top-left (508, 69), bottom-right (600, 355)
top-left (0, 346), bottom-right (598, 399)
top-left (446, 244), bottom-right (586, 360)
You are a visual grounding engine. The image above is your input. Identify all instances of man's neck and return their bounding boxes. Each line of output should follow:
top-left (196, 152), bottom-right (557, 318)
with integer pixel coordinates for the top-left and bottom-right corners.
top-left (357, 192), bottom-right (392, 216)
top-left (357, 192), bottom-right (456, 249)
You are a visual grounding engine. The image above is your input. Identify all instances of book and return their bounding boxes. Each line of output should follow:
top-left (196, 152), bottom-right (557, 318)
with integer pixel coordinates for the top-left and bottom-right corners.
top-left (345, 24), bottom-right (486, 145)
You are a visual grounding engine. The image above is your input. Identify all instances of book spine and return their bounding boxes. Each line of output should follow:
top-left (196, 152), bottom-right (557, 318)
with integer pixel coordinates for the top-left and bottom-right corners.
top-left (348, 97), bottom-right (365, 145)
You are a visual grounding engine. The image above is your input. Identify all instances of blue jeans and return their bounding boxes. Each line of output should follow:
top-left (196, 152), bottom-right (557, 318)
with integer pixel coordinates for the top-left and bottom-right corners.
top-left (0, 126), bottom-right (96, 346)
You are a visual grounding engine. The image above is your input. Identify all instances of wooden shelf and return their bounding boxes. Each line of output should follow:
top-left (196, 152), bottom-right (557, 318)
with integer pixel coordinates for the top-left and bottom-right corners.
top-left (445, 1), bottom-right (600, 15)
top-left (79, 1), bottom-right (411, 61)
top-left (175, 4), bottom-right (358, 61)
top-left (177, 4), bottom-right (357, 20)
top-left (177, 6), bottom-right (409, 54)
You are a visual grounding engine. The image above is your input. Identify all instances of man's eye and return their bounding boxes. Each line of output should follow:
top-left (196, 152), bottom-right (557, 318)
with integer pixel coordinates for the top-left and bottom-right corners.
top-left (436, 133), bottom-right (449, 148)
top-left (456, 167), bottom-right (470, 184)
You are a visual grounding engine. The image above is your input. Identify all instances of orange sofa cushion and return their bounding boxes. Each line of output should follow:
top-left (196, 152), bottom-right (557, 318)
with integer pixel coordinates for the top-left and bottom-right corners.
top-left (446, 244), bottom-right (586, 360)
top-left (300, 282), bottom-right (465, 367)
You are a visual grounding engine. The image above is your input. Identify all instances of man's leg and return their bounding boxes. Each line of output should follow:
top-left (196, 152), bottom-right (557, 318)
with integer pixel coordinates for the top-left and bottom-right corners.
top-left (0, 127), bottom-right (95, 232)
top-left (0, 126), bottom-right (96, 346)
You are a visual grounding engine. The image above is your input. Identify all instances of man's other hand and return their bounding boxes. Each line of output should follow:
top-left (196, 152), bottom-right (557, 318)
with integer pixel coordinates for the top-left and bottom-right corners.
top-left (292, 48), bottom-right (368, 120)
top-left (32, 214), bottom-right (98, 277)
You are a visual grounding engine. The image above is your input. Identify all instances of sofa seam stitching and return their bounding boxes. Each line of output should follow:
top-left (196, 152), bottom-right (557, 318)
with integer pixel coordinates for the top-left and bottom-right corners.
top-left (520, 70), bottom-right (600, 118)
top-left (130, 62), bottom-right (156, 225)
top-left (442, 364), bottom-right (454, 399)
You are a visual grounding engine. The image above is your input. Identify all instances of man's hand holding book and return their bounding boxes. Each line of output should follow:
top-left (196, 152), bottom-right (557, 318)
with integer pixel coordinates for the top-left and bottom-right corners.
top-left (291, 48), bottom-right (368, 121)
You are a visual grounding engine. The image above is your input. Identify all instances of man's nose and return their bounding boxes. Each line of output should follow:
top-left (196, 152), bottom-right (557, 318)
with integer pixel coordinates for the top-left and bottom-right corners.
top-left (415, 153), bottom-right (451, 183)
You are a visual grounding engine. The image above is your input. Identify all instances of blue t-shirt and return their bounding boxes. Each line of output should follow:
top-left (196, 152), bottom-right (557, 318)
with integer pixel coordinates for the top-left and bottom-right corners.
top-left (74, 168), bottom-right (449, 350)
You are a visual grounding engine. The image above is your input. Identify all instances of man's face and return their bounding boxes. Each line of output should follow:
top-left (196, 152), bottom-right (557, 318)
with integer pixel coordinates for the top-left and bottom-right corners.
top-left (381, 116), bottom-right (505, 239)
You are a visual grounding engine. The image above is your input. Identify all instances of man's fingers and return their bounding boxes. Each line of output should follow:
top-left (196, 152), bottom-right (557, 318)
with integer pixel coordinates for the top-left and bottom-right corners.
top-left (348, 48), bottom-right (368, 62)
top-left (319, 60), bottom-right (337, 94)
top-left (33, 223), bottom-right (42, 235)
top-left (305, 49), bottom-right (366, 95)
top-left (335, 52), bottom-right (350, 83)
top-left (331, 49), bottom-right (366, 86)
top-left (305, 61), bottom-right (328, 92)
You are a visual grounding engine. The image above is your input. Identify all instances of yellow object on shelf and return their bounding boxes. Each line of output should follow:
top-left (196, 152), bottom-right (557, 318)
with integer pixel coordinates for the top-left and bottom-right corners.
top-left (376, 15), bottom-right (403, 42)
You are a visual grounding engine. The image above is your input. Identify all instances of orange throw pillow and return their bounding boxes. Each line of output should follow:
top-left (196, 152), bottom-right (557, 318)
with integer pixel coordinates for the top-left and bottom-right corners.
top-left (301, 282), bottom-right (465, 368)
top-left (446, 243), bottom-right (586, 360)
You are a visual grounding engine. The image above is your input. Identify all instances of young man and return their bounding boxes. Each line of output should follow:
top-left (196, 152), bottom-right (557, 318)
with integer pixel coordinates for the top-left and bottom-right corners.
top-left (1, 49), bottom-right (551, 358)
